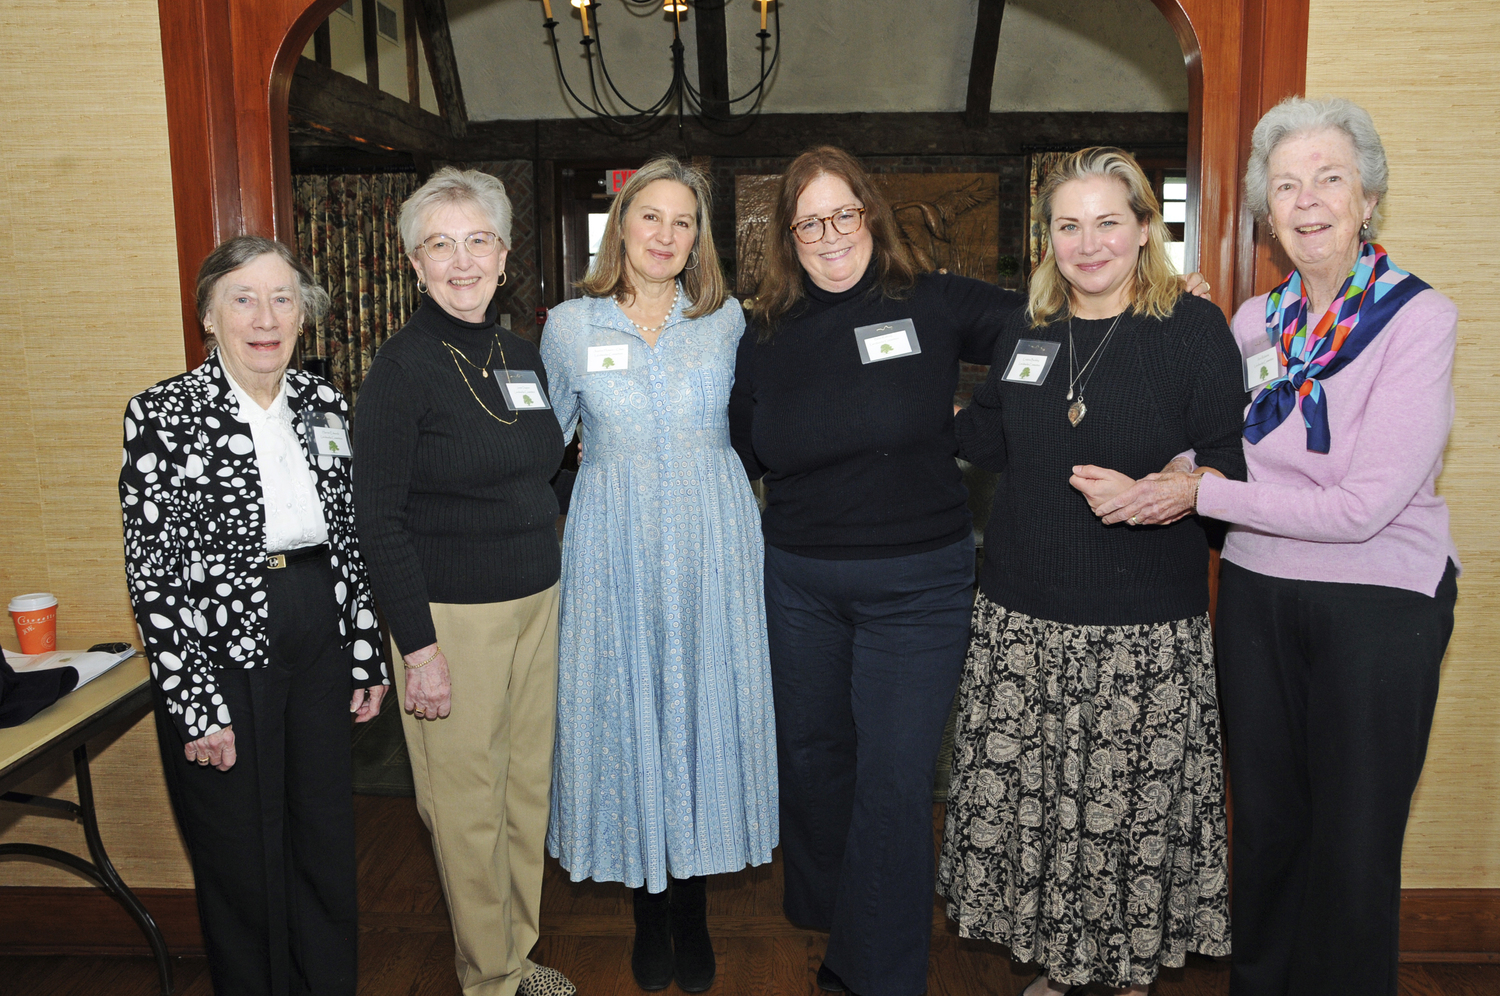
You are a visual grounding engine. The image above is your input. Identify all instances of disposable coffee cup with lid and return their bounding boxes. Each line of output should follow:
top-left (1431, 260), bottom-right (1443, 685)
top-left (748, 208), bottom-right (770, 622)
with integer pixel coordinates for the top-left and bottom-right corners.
top-left (10, 592), bottom-right (59, 654)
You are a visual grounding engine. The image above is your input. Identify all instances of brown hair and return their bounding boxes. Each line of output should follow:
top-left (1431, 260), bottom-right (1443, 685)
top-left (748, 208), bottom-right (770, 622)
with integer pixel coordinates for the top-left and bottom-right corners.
top-left (1027, 147), bottom-right (1180, 327)
top-left (750, 146), bottom-right (919, 337)
top-left (576, 156), bottom-right (727, 319)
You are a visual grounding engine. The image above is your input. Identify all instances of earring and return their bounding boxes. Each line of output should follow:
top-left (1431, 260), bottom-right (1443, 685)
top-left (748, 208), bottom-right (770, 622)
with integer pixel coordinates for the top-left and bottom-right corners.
top-left (498, 271), bottom-right (508, 287)
top-left (684, 250), bottom-right (699, 271)
top-left (1360, 219), bottom-right (1371, 240)
top-left (417, 279), bottom-right (427, 293)
top-left (1269, 230), bottom-right (1277, 241)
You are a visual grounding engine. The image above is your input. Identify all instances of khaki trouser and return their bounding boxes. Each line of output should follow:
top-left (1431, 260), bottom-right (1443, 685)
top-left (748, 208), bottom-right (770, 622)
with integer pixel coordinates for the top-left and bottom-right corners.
top-left (396, 584), bottom-right (560, 996)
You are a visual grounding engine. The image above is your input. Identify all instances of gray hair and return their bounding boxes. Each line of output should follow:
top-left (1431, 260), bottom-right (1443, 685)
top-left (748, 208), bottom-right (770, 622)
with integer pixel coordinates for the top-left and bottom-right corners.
top-left (398, 167), bottom-right (513, 253)
top-left (1245, 96), bottom-right (1389, 239)
top-left (195, 235), bottom-right (330, 325)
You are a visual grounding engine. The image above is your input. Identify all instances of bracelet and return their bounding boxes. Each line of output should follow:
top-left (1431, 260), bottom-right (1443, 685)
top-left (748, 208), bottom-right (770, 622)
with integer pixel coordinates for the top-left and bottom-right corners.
top-left (406, 645), bottom-right (442, 670)
top-left (1190, 473), bottom-right (1204, 512)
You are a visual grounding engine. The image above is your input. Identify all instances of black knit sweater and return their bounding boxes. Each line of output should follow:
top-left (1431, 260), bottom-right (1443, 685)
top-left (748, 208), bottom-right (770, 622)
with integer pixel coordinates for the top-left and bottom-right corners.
top-left (957, 294), bottom-right (1248, 626)
top-left (353, 297), bottom-right (564, 652)
top-left (730, 270), bottom-right (1025, 558)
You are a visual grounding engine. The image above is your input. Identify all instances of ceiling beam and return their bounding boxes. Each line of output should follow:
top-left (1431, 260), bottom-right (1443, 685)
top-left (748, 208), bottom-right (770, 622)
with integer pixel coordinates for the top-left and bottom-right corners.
top-left (413, 0), bottom-right (468, 138)
top-left (694, 0), bottom-right (730, 119)
top-left (460, 110), bottom-right (1187, 161)
top-left (288, 56), bottom-right (453, 161)
top-left (964, 0), bottom-right (1006, 129)
top-left (361, 0), bottom-right (380, 92)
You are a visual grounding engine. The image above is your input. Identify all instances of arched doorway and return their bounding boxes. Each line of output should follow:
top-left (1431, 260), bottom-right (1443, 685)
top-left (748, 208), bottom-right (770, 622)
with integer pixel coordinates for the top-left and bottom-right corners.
top-left (155, 0), bottom-right (1308, 366)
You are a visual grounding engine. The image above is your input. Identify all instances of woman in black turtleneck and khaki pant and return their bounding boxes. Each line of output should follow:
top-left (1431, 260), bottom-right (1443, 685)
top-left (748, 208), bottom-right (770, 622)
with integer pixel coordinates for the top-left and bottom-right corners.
top-left (354, 169), bottom-right (575, 996)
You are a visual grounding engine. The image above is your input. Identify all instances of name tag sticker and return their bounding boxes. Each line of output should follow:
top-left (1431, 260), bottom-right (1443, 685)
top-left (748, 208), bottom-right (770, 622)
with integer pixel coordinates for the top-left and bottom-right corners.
top-left (302, 411), bottom-right (352, 458)
top-left (855, 319), bottom-right (921, 364)
top-left (498, 370), bottom-right (551, 411)
top-left (1245, 345), bottom-right (1281, 390)
top-left (1001, 339), bottom-right (1061, 385)
top-left (311, 427), bottom-right (351, 457)
top-left (587, 344), bottom-right (630, 372)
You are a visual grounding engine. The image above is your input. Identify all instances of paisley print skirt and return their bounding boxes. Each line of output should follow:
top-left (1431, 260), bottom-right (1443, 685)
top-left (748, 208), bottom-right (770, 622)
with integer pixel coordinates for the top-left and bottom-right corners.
top-left (936, 594), bottom-right (1230, 987)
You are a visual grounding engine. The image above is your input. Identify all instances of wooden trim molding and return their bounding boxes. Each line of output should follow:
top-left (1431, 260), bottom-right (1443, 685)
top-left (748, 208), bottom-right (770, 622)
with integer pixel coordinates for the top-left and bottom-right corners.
top-left (154, 0), bottom-right (1305, 362)
top-left (0, 886), bottom-right (1493, 960)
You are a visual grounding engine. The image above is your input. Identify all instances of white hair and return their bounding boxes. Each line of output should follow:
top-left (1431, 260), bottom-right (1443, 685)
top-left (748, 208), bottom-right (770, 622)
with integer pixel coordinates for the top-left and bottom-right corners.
top-left (1245, 96), bottom-right (1389, 239)
top-left (398, 167), bottom-right (513, 253)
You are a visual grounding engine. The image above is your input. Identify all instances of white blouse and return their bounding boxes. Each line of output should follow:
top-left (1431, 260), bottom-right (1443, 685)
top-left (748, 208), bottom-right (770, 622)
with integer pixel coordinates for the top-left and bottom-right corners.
top-left (224, 368), bottom-right (329, 553)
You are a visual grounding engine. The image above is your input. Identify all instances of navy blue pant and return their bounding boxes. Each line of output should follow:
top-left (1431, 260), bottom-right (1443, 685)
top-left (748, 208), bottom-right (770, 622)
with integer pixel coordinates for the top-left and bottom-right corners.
top-left (765, 536), bottom-right (974, 996)
top-left (153, 557), bottom-right (359, 996)
top-left (1217, 560), bottom-right (1457, 996)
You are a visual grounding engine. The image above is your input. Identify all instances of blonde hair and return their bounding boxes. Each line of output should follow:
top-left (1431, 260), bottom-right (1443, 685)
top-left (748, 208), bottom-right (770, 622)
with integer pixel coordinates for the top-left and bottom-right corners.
top-left (577, 157), bottom-right (727, 319)
top-left (1027, 147), bottom-right (1180, 327)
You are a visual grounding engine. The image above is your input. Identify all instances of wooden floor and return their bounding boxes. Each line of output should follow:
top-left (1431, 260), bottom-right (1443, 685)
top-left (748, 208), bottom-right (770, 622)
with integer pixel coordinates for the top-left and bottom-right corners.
top-left (6, 795), bottom-right (1499, 996)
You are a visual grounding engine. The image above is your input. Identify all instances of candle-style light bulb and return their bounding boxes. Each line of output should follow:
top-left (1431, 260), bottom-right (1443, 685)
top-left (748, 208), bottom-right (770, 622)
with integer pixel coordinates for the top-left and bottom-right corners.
top-left (571, 0), bottom-right (590, 36)
top-left (541, 0), bottom-right (552, 19)
top-left (759, 0), bottom-right (769, 31)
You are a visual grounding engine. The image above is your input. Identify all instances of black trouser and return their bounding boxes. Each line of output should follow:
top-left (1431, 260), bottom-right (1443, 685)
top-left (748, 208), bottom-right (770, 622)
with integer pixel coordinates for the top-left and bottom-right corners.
top-left (765, 536), bottom-right (975, 996)
top-left (1216, 559), bottom-right (1458, 996)
top-left (152, 556), bottom-right (359, 996)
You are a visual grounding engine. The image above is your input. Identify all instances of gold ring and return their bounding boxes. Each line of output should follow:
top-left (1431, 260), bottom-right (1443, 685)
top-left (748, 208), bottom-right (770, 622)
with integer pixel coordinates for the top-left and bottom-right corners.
top-left (414, 709), bottom-right (426, 717)
top-left (1130, 515), bottom-right (1139, 525)
top-left (196, 758), bottom-right (210, 766)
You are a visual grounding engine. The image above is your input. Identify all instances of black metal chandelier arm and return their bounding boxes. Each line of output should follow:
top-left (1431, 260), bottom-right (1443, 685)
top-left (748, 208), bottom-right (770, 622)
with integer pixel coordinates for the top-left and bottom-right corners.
top-left (544, 20), bottom-right (622, 119)
top-left (589, 8), bottom-right (680, 116)
top-left (723, 4), bottom-right (780, 105)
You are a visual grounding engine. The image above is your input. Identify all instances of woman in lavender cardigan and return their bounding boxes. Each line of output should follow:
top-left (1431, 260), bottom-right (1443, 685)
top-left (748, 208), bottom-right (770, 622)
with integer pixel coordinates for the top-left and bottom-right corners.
top-left (1073, 97), bottom-right (1459, 996)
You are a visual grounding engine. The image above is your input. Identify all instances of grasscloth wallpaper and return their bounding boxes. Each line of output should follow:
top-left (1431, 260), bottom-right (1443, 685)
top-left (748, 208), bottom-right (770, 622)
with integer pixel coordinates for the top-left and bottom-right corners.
top-left (1306, 0), bottom-right (1500, 888)
top-left (0, 0), bottom-right (193, 886)
top-left (0, 0), bottom-right (1494, 896)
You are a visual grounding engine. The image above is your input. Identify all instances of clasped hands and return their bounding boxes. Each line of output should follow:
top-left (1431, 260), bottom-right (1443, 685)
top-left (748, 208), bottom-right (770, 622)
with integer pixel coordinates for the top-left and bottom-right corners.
top-left (1070, 456), bottom-right (1204, 527)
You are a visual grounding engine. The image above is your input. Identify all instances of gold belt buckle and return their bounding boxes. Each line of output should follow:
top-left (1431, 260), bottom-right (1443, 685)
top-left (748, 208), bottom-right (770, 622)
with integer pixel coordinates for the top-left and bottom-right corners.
top-left (267, 553), bottom-right (288, 570)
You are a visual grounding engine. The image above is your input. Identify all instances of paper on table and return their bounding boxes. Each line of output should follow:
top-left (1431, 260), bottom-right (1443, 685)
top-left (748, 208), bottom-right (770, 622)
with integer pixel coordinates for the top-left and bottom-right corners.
top-left (8, 649), bottom-right (137, 689)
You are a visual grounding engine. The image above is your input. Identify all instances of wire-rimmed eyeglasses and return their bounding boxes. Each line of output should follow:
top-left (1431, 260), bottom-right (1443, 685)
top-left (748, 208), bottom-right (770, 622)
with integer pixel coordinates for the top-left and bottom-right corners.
top-left (789, 207), bottom-right (866, 244)
top-left (417, 232), bottom-right (502, 261)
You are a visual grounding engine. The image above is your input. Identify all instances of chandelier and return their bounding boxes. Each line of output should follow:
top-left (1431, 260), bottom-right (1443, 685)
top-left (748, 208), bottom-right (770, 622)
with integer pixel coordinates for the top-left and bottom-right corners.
top-left (538, 0), bottom-right (782, 134)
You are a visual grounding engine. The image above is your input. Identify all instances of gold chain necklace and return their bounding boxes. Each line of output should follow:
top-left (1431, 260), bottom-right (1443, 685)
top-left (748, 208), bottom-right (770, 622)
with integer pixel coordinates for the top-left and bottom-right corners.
top-left (442, 333), bottom-right (516, 425)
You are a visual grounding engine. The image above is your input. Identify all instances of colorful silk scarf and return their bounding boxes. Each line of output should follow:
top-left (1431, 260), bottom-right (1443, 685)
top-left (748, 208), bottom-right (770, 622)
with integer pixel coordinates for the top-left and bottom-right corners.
top-left (1244, 242), bottom-right (1429, 453)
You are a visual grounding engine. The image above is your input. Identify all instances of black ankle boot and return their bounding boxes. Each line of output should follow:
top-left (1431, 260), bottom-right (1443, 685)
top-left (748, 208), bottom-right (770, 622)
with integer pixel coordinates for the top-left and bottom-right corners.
top-left (631, 885), bottom-right (674, 991)
top-left (669, 875), bottom-right (716, 993)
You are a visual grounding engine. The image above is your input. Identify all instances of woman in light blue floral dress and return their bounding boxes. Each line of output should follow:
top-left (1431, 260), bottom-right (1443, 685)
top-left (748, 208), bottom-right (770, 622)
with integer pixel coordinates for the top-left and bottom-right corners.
top-left (539, 158), bottom-right (776, 994)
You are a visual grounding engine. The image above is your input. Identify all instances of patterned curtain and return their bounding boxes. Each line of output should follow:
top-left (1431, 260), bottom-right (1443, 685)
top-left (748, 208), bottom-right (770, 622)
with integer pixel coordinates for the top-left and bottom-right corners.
top-left (293, 174), bottom-right (420, 399)
top-left (1026, 151), bottom-right (1073, 277)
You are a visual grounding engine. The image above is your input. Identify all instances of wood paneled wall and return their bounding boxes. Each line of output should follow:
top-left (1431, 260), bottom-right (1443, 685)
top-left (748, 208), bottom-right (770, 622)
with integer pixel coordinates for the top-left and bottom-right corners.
top-left (1305, 0), bottom-right (1500, 890)
top-left (0, 0), bottom-right (193, 888)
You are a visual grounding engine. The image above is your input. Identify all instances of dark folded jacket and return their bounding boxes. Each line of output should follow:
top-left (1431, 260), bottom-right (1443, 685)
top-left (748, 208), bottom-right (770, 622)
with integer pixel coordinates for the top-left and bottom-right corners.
top-left (0, 645), bottom-right (78, 729)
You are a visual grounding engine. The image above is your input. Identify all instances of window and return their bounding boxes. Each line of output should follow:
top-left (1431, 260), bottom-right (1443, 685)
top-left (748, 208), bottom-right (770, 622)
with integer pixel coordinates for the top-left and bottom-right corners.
top-left (1136, 158), bottom-right (1190, 275)
top-left (375, 1), bottom-right (399, 43)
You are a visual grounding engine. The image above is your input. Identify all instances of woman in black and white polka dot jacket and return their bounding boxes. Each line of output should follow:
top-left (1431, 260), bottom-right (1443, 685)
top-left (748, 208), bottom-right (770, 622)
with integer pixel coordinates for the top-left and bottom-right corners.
top-left (119, 236), bottom-right (386, 996)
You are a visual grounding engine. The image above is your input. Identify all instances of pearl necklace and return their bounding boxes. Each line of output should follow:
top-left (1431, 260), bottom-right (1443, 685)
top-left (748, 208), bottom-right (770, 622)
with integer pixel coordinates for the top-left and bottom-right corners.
top-left (628, 282), bottom-right (680, 338)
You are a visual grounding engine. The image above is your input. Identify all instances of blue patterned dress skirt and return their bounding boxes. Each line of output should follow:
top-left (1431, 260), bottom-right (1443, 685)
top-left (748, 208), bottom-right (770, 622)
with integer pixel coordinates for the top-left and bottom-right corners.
top-left (540, 291), bottom-right (778, 892)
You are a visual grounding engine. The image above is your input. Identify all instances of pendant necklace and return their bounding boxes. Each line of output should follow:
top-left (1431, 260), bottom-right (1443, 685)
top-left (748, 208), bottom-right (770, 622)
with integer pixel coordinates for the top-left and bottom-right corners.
top-left (442, 332), bottom-right (516, 425)
top-left (1065, 312), bottom-right (1125, 427)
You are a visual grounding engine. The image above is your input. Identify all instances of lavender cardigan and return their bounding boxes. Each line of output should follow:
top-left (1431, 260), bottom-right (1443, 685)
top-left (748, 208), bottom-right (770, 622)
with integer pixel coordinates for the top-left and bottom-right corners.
top-left (1196, 288), bottom-right (1461, 597)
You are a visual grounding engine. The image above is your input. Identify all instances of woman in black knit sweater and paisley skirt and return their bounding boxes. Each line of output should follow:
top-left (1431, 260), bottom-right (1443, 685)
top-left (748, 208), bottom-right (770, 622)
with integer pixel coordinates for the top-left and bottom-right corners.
top-left (936, 148), bottom-right (1244, 996)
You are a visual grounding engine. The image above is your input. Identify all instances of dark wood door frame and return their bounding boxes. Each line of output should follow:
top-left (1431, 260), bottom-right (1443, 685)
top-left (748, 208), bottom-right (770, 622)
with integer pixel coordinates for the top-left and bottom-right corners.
top-left (154, 0), bottom-right (1305, 365)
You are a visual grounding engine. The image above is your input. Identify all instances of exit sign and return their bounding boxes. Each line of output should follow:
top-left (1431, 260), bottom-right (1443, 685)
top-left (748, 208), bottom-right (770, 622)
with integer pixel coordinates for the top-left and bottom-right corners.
top-left (607, 169), bottom-right (637, 193)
